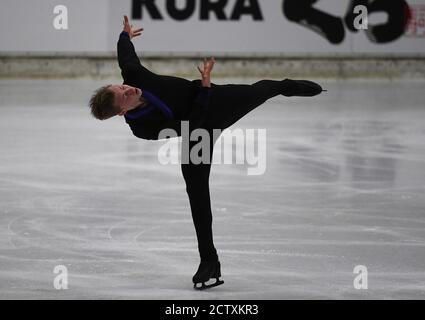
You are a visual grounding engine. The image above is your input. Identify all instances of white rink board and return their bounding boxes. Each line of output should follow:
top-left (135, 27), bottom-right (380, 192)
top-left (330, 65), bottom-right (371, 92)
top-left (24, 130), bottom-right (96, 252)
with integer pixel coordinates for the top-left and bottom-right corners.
top-left (0, 0), bottom-right (424, 55)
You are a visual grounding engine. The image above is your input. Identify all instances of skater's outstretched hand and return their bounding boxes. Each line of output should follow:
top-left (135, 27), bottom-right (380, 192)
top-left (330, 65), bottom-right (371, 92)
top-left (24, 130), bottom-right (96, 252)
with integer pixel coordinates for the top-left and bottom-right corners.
top-left (122, 15), bottom-right (143, 40)
top-left (197, 57), bottom-right (215, 88)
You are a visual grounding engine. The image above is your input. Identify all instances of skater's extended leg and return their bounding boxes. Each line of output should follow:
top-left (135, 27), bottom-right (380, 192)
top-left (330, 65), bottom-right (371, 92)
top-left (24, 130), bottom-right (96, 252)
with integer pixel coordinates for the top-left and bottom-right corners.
top-left (206, 79), bottom-right (322, 129)
top-left (206, 80), bottom-right (283, 129)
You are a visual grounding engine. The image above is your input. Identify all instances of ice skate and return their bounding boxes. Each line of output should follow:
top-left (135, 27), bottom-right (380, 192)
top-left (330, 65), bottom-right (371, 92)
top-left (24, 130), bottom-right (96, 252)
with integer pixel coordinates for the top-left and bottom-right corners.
top-left (281, 79), bottom-right (324, 97)
top-left (192, 260), bottom-right (224, 290)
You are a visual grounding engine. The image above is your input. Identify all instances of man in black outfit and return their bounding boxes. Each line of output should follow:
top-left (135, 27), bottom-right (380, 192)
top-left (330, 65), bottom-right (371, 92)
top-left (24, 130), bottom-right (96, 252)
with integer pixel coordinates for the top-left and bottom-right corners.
top-left (89, 16), bottom-right (324, 290)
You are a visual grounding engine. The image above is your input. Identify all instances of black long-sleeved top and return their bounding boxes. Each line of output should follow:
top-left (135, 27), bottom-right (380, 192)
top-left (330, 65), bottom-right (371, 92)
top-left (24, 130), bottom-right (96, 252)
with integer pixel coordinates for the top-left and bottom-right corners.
top-left (118, 32), bottom-right (212, 140)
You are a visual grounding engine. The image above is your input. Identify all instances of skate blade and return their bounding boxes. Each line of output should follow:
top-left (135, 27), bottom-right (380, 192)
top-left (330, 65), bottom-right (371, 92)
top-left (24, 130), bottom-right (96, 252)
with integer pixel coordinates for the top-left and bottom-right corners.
top-left (193, 278), bottom-right (224, 290)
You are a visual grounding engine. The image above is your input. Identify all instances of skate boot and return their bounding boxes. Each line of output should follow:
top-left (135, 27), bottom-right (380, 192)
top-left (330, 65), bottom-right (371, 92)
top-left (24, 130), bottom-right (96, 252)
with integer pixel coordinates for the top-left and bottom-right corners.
top-left (192, 260), bottom-right (224, 290)
top-left (281, 79), bottom-right (325, 97)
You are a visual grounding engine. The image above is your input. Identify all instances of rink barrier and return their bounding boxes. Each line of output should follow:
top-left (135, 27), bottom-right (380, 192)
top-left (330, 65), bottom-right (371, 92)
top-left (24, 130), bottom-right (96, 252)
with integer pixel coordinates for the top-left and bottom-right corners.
top-left (1, 54), bottom-right (425, 79)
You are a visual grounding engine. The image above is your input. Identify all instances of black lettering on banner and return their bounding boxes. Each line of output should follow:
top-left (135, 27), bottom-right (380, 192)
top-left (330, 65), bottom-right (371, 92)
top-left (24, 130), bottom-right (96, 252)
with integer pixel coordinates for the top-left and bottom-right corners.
top-left (132, 0), bottom-right (263, 21)
top-left (132, 0), bottom-right (163, 19)
top-left (283, 0), bottom-right (345, 44)
top-left (200, 0), bottom-right (228, 20)
top-left (283, 0), bottom-right (411, 44)
top-left (167, 0), bottom-right (196, 21)
top-left (230, 0), bottom-right (263, 21)
top-left (130, 0), bottom-right (411, 45)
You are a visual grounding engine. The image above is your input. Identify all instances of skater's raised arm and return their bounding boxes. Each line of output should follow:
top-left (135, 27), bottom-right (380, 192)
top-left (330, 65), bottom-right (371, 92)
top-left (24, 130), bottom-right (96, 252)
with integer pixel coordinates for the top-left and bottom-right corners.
top-left (117, 15), bottom-right (144, 70)
top-left (197, 57), bottom-right (215, 88)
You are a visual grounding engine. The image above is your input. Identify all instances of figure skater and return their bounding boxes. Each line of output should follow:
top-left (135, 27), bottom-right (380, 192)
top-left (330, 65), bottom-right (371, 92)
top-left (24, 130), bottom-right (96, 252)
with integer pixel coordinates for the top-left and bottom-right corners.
top-left (89, 15), bottom-right (324, 290)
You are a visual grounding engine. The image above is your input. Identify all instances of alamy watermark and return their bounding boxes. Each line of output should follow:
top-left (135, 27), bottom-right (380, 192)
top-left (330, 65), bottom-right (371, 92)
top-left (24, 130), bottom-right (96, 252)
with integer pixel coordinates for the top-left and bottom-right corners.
top-left (53, 5), bottom-right (68, 30)
top-left (53, 265), bottom-right (68, 290)
top-left (353, 265), bottom-right (368, 290)
top-left (353, 5), bottom-right (368, 30)
top-left (157, 121), bottom-right (267, 176)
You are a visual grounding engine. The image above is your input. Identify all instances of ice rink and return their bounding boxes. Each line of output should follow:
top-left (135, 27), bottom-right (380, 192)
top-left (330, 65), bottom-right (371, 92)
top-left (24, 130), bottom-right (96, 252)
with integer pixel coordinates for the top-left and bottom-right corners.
top-left (0, 78), bottom-right (425, 299)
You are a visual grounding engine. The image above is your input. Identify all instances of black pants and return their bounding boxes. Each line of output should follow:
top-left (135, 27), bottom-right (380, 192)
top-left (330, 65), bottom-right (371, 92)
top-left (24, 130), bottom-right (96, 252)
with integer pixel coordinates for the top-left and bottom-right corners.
top-left (181, 80), bottom-right (290, 262)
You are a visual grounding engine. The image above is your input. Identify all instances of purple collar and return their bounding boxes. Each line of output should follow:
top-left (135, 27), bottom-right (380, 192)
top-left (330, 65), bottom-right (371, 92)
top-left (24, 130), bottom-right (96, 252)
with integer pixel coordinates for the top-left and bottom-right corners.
top-left (124, 89), bottom-right (174, 120)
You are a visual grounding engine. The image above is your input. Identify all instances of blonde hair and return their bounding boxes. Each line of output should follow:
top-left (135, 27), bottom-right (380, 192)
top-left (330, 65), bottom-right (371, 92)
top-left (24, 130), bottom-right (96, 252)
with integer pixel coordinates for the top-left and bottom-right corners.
top-left (89, 85), bottom-right (119, 120)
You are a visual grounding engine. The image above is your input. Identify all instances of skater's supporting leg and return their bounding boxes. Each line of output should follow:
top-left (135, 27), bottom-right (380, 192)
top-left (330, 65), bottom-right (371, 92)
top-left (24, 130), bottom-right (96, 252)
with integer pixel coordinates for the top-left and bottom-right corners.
top-left (181, 130), bottom-right (219, 262)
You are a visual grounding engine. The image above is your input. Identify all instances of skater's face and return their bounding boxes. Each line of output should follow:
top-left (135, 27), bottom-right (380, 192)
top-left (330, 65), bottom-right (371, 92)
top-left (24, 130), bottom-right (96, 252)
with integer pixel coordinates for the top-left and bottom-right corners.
top-left (108, 84), bottom-right (142, 115)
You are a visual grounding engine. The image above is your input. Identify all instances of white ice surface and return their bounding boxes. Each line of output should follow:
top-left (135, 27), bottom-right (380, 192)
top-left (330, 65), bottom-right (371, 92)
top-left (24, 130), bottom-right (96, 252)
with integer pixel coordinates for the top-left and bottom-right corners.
top-left (0, 78), bottom-right (425, 299)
